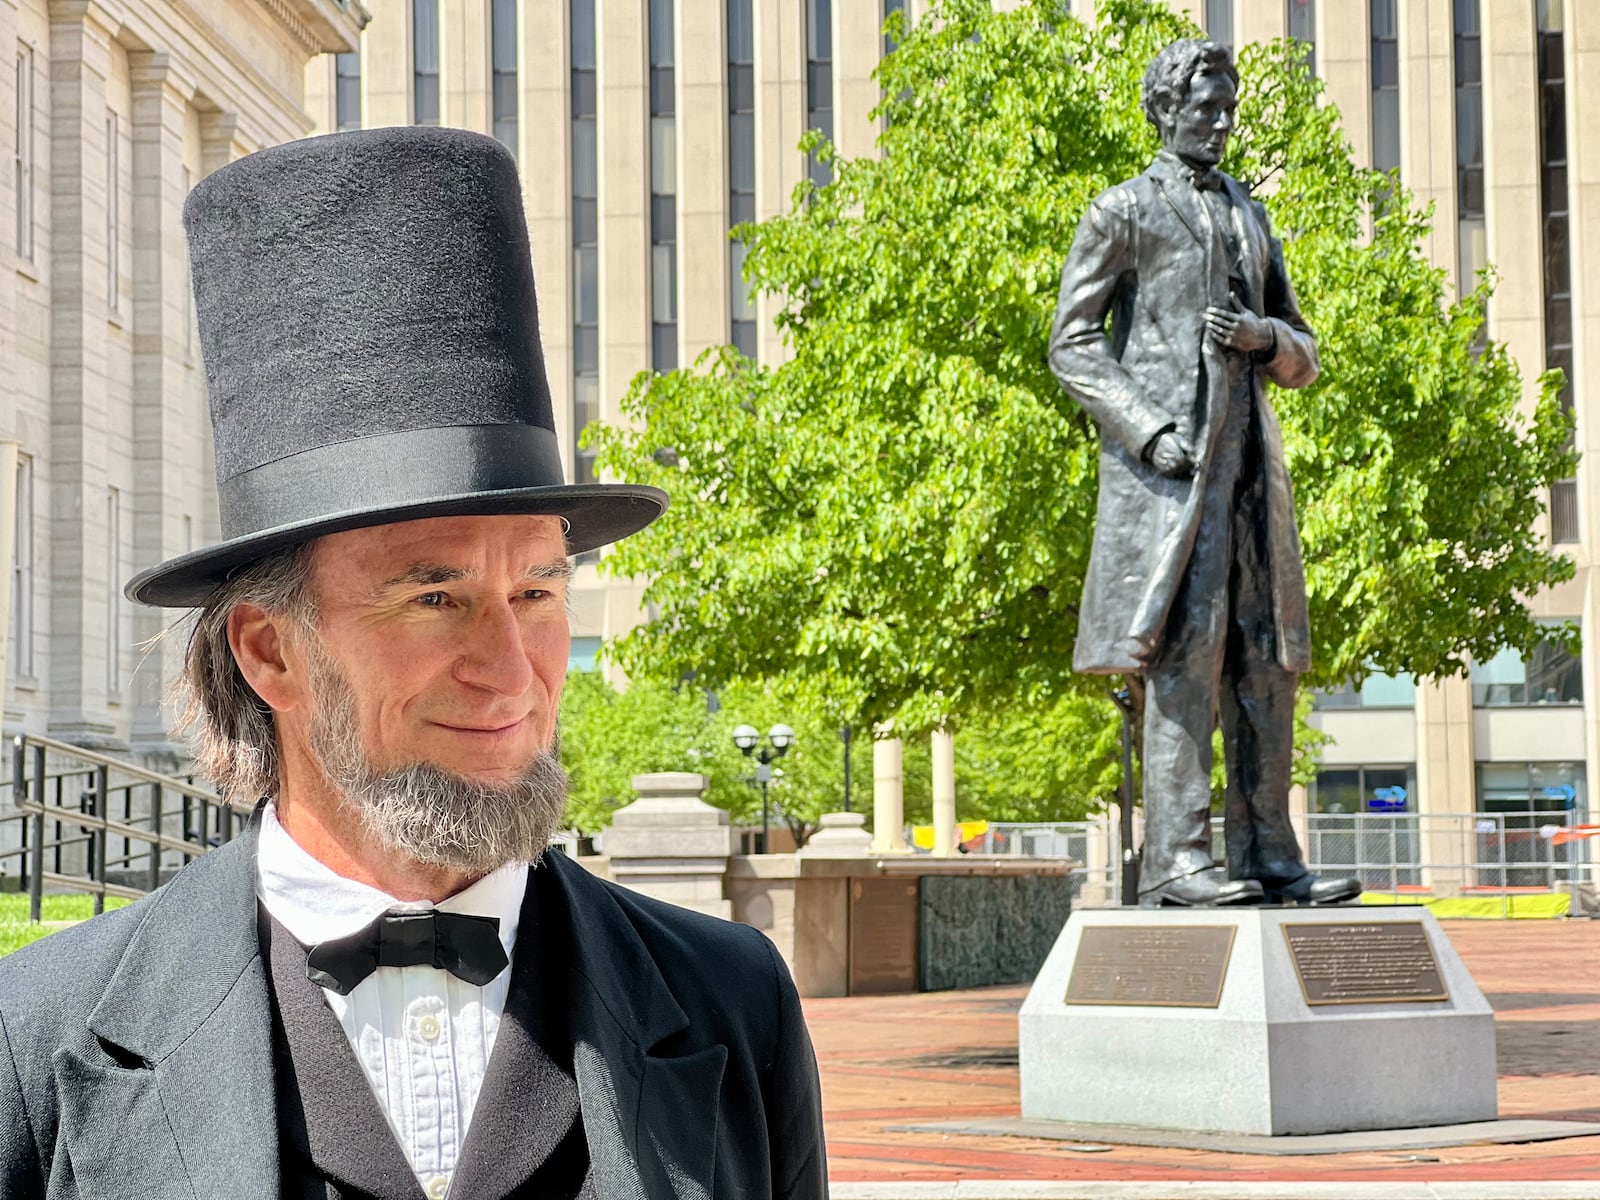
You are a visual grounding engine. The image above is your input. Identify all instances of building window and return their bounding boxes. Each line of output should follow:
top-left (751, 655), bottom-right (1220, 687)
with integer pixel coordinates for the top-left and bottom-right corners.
top-left (491, 0), bottom-right (517, 156)
top-left (1313, 670), bottom-right (1416, 710)
top-left (1471, 626), bottom-right (1582, 706)
top-left (884, 0), bottom-right (905, 54)
top-left (10, 452), bottom-right (33, 682)
top-left (1371, 0), bottom-right (1399, 175)
top-left (806, 0), bottom-right (832, 189)
top-left (571, 0), bottom-right (598, 488)
top-left (335, 52), bottom-right (362, 131)
top-left (1313, 766), bottom-right (1413, 814)
top-left (1288, 0), bottom-right (1315, 73)
top-left (1537, 0), bottom-right (1576, 544)
top-left (105, 111), bottom-right (119, 313)
top-left (1205, 0), bottom-right (1233, 47)
top-left (569, 635), bottom-right (603, 672)
top-left (727, 0), bottom-right (756, 360)
top-left (649, 0), bottom-right (676, 372)
top-left (106, 486), bottom-right (122, 697)
top-left (413, 0), bottom-right (440, 126)
top-left (1454, 0), bottom-right (1485, 292)
top-left (15, 44), bottom-right (32, 261)
top-left (1477, 762), bottom-right (1584, 815)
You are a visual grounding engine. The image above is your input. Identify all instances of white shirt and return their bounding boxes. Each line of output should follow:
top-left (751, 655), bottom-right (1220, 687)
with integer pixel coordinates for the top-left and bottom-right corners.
top-left (256, 803), bottom-right (528, 1200)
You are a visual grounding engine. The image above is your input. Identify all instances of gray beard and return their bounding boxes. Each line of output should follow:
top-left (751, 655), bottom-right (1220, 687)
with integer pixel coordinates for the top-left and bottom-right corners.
top-left (304, 640), bottom-right (569, 876)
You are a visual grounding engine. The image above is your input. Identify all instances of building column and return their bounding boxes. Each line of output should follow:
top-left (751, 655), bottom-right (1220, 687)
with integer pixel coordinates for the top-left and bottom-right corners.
top-left (442, 0), bottom-right (488, 133)
top-left (47, 0), bottom-right (119, 747)
top-left (931, 727), bottom-right (956, 856)
top-left (754, 0), bottom-right (803, 367)
top-left (1414, 675), bottom-right (1476, 891)
top-left (1399, 0), bottom-right (1458, 276)
top-left (363, 0), bottom-right (411, 128)
top-left (871, 729), bottom-right (908, 853)
top-left (597, 0), bottom-right (649, 431)
top-left (833, 0), bottom-right (878, 165)
top-left (126, 51), bottom-right (197, 761)
top-left (677, 0), bottom-right (728, 362)
top-left (1318, 0), bottom-right (1373, 166)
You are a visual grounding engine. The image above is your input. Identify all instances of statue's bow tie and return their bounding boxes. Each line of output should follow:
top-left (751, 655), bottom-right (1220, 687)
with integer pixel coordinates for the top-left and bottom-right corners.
top-left (1190, 167), bottom-right (1223, 192)
top-left (305, 910), bottom-right (508, 995)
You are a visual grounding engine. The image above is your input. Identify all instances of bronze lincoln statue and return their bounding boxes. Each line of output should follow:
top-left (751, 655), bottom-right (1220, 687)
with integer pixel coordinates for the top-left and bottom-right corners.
top-left (1048, 39), bottom-right (1360, 908)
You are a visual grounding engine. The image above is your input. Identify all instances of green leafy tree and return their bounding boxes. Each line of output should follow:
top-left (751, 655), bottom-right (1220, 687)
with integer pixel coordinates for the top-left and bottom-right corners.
top-left (590, 0), bottom-right (1573, 804)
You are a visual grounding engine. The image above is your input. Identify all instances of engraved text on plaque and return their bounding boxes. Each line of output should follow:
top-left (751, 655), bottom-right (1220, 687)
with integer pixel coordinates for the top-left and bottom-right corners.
top-left (1282, 921), bottom-right (1449, 1006)
top-left (1064, 924), bottom-right (1235, 1008)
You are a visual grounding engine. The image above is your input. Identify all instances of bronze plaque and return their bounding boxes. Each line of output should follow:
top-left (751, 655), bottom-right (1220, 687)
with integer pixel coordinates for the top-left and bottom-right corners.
top-left (1282, 921), bottom-right (1449, 1006)
top-left (1064, 923), bottom-right (1236, 1008)
top-left (848, 878), bottom-right (919, 995)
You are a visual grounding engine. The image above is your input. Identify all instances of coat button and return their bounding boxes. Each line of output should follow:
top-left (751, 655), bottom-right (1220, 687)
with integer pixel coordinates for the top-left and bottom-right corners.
top-left (417, 1014), bottom-right (442, 1042)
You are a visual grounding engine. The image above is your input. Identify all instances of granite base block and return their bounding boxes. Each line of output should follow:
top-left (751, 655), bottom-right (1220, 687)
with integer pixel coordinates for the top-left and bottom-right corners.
top-left (1019, 908), bottom-right (1497, 1136)
top-left (920, 874), bottom-right (1073, 992)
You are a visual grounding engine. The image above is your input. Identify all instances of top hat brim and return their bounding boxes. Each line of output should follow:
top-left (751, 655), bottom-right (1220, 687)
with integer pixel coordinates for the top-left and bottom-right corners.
top-left (126, 483), bottom-right (667, 608)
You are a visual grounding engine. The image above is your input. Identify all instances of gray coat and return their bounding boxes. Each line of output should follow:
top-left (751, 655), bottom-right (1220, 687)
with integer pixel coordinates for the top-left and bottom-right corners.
top-left (0, 824), bottom-right (827, 1199)
top-left (1048, 152), bottom-right (1318, 675)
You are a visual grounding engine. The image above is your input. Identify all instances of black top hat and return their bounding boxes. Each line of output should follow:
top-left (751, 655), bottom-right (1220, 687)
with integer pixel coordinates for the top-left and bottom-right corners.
top-left (127, 126), bottom-right (666, 608)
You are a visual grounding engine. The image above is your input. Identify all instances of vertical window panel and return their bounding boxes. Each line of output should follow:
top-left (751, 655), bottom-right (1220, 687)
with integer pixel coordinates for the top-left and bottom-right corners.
top-left (806, 0), bottom-right (833, 189)
top-left (649, 0), bottom-right (676, 373)
top-left (335, 52), bottom-right (362, 131)
top-left (106, 487), bottom-right (121, 696)
top-left (413, 0), bottom-right (440, 125)
top-left (1206, 0), bottom-right (1233, 47)
top-left (728, 0), bottom-right (756, 358)
top-left (1288, 0), bottom-right (1315, 73)
top-left (15, 45), bottom-right (32, 261)
top-left (1538, 0), bottom-right (1575, 542)
top-left (105, 111), bottom-right (118, 313)
top-left (571, 0), bottom-right (599, 490)
top-left (1371, 0), bottom-right (1400, 175)
top-left (10, 452), bottom-right (33, 680)
top-left (491, 0), bottom-right (518, 157)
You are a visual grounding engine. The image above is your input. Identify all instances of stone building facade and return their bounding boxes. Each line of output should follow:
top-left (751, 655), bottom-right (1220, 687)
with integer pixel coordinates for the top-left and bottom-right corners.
top-left (1, 0), bottom-right (368, 763)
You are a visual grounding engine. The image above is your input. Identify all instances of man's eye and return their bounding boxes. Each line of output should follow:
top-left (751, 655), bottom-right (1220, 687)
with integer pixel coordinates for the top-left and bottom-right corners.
top-left (416, 592), bottom-right (448, 607)
top-left (521, 588), bottom-right (550, 601)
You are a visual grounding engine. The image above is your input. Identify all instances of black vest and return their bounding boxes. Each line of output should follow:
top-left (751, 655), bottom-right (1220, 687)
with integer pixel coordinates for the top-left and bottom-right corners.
top-left (261, 864), bottom-right (596, 1200)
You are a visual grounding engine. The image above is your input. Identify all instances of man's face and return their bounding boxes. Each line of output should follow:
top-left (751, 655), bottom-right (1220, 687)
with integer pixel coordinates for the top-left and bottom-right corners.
top-left (301, 513), bottom-right (572, 787)
top-left (1161, 71), bottom-right (1237, 167)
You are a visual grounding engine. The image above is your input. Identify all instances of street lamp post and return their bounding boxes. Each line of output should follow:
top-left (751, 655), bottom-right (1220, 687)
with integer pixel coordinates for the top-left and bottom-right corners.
top-left (732, 723), bottom-right (796, 853)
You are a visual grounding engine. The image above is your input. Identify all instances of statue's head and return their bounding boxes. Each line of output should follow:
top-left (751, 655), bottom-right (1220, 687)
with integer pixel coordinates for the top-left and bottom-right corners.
top-left (1141, 39), bottom-right (1240, 168)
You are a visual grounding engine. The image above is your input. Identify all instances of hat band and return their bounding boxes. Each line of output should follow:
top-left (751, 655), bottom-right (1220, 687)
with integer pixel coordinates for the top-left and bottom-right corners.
top-left (217, 424), bottom-right (567, 541)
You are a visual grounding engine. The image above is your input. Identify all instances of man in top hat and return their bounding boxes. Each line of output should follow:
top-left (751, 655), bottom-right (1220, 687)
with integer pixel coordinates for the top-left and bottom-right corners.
top-left (1048, 39), bottom-right (1360, 908)
top-left (0, 127), bottom-right (827, 1199)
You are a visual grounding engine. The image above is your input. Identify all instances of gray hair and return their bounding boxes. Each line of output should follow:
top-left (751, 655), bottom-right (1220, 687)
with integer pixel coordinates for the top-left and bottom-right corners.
top-left (1141, 39), bottom-right (1238, 131)
top-left (177, 542), bottom-right (318, 802)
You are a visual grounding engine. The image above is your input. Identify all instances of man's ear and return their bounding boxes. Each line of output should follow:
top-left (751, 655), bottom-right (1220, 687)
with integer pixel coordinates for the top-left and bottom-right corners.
top-left (228, 602), bottom-right (305, 714)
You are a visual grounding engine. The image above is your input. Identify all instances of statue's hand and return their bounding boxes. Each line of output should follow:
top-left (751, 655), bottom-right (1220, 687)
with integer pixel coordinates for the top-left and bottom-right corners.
top-left (1149, 431), bottom-right (1194, 479)
top-left (1204, 294), bottom-right (1275, 354)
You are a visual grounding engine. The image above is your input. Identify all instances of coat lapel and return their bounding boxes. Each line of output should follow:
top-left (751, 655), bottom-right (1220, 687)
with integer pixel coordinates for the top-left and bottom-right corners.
top-left (70, 821), bottom-right (278, 1200)
top-left (544, 853), bottom-right (727, 1200)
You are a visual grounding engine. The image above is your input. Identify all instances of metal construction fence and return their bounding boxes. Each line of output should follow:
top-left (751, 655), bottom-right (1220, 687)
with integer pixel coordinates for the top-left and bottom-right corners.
top-left (973, 811), bottom-right (1595, 901)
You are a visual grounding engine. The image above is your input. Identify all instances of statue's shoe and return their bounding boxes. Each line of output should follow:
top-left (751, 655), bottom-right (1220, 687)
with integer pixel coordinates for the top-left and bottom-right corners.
top-left (1139, 868), bottom-right (1265, 908)
top-left (1256, 871), bottom-right (1363, 906)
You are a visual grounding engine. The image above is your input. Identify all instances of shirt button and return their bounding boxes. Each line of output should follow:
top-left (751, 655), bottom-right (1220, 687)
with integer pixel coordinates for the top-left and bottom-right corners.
top-left (425, 1176), bottom-right (449, 1200)
top-left (417, 1014), bottom-right (442, 1042)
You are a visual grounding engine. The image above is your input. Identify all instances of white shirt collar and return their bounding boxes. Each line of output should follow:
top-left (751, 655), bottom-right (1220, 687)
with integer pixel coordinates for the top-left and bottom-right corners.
top-left (255, 800), bottom-right (527, 962)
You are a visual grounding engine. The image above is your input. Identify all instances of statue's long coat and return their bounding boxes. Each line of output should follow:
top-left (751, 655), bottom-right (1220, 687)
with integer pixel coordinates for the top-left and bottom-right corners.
top-left (1048, 153), bottom-right (1318, 675)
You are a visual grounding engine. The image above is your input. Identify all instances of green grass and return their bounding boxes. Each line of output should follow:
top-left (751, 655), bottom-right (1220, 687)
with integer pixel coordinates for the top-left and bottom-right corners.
top-left (0, 893), bottom-right (133, 957)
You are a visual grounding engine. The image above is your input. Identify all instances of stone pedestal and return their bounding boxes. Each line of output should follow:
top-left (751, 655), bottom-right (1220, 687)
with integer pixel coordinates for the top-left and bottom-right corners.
top-left (603, 772), bottom-right (734, 919)
top-left (1020, 907), bottom-right (1497, 1136)
top-left (797, 811), bottom-right (873, 857)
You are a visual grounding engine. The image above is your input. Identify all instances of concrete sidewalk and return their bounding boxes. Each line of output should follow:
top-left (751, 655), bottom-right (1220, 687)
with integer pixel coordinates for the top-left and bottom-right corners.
top-left (806, 918), bottom-right (1600, 1197)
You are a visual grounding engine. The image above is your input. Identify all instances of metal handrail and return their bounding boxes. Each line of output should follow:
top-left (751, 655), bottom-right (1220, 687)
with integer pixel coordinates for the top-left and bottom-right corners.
top-left (11, 732), bottom-right (240, 813)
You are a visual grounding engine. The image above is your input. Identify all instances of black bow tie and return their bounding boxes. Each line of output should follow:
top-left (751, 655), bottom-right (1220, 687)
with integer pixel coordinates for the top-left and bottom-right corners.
top-left (305, 910), bottom-right (509, 995)
top-left (1190, 167), bottom-right (1223, 192)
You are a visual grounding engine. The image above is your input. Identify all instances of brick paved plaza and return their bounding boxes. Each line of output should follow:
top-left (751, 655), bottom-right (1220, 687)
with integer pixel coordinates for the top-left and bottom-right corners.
top-left (806, 919), bottom-right (1600, 1185)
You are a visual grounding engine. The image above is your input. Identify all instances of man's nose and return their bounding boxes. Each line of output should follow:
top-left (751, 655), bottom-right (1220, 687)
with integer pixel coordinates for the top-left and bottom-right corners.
top-left (454, 600), bottom-right (535, 695)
